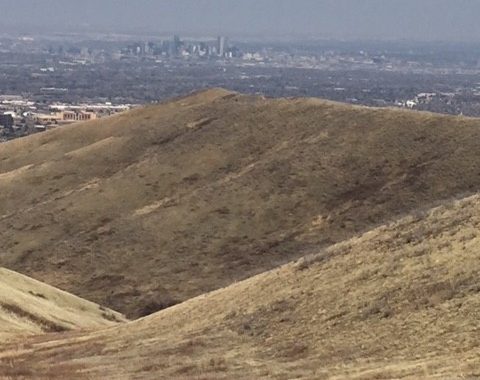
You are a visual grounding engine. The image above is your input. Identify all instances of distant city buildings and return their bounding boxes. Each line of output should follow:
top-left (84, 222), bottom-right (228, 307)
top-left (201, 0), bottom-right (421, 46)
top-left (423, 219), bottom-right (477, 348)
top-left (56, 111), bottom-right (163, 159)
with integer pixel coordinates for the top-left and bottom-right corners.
top-left (0, 97), bottom-right (134, 141)
top-left (35, 110), bottom-right (97, 124)
top-left (2, 33), bottom-right (480, 143)
top-left (0, 114), bottom-right (14, 130)
top-left (122, 35), bottom-right (237, 59)
top-left (217, 36), bottom-right (226, 57)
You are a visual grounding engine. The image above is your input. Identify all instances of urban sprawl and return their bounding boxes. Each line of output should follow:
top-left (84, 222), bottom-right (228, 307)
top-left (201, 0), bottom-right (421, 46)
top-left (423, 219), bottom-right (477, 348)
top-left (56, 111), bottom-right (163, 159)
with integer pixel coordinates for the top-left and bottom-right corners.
top-left (3, 34), bottom-right (480, 141)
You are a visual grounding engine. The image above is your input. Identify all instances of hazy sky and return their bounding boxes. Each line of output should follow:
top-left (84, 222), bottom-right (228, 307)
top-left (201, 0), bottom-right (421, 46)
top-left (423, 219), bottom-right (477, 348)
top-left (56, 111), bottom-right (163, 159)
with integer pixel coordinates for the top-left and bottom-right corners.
top-left (2, 0), bottom-right (480, 41)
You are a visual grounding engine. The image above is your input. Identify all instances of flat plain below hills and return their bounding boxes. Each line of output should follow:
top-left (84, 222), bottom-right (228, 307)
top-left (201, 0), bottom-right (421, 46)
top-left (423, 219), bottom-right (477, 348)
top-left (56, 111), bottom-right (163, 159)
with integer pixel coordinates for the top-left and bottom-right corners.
top-left (1, 193), bottom-right (480, 379)
top-left (3, 89), bottom-right (480, 318)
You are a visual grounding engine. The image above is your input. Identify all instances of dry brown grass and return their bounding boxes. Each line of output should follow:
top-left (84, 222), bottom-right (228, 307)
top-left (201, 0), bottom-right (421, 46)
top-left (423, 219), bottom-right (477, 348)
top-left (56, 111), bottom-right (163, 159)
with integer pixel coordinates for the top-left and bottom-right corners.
top-left (2, 194), bottom-right (480, 378)
top-left (0, 268), bottom-right (126, 342)
top-left (3, 89), bottom-right (480, 318)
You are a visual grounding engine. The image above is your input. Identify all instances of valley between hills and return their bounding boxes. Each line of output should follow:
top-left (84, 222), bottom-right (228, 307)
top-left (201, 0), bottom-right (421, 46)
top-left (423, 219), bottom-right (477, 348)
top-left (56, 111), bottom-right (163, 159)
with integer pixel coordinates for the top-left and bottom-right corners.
top-left (1, 89), bottom-right (480, 379)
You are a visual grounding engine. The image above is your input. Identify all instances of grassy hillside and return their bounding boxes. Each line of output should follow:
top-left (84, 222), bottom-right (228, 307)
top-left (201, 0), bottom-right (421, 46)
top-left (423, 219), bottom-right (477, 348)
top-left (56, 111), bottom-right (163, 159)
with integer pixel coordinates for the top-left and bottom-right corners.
top-left (0, 268), bottom-right (126, 342)
top-left (2, 194), bottom-right (480, 379)
top-left (2, 89), bottom-right (480, 317)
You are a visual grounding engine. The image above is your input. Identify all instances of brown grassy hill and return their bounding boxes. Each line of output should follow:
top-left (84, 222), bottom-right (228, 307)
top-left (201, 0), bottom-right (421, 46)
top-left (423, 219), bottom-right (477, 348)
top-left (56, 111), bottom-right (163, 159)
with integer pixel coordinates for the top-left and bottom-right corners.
top-left (2, 89), bottom-right (480, 317)
top-left (2, 194), bottom-right (480, 379)
top-left (0, 268), bottom-right (126, 342)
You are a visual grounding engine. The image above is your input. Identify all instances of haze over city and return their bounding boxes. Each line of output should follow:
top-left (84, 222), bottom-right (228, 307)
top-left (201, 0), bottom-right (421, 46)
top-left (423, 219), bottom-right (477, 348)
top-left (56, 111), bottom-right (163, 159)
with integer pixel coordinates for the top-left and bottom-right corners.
top-left (2, 0), bottom-right (480, 41)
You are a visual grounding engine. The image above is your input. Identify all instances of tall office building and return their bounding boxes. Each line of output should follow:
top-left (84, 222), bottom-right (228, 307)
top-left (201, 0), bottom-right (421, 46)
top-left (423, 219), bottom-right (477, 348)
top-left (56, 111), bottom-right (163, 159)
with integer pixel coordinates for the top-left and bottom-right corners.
top-left (217, 36), bottom-right (226, 57)
top-left (173, 35), bottom-right (182, 56)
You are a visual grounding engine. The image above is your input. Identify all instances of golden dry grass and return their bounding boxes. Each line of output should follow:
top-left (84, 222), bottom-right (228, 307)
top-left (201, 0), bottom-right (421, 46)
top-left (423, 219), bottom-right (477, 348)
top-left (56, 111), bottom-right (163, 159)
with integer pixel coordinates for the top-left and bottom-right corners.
top-left (2, 193), bottom-right (480, 379)
top-left (2, 90), bottom-right (480, 378)
top-left (0, 268), bottom-right (126, 342)
top-left (3, 89), bottom-right (480, 318)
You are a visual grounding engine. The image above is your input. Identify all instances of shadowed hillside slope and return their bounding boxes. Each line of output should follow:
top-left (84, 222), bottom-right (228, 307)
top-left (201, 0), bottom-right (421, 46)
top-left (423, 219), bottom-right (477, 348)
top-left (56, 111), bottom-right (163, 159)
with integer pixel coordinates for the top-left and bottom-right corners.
top-left (0, 268), bottom-right (126, 342)
top-left (2, 89), bottom-right (480, 317)
top-left (2, 194), bottom-right (480, 379)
